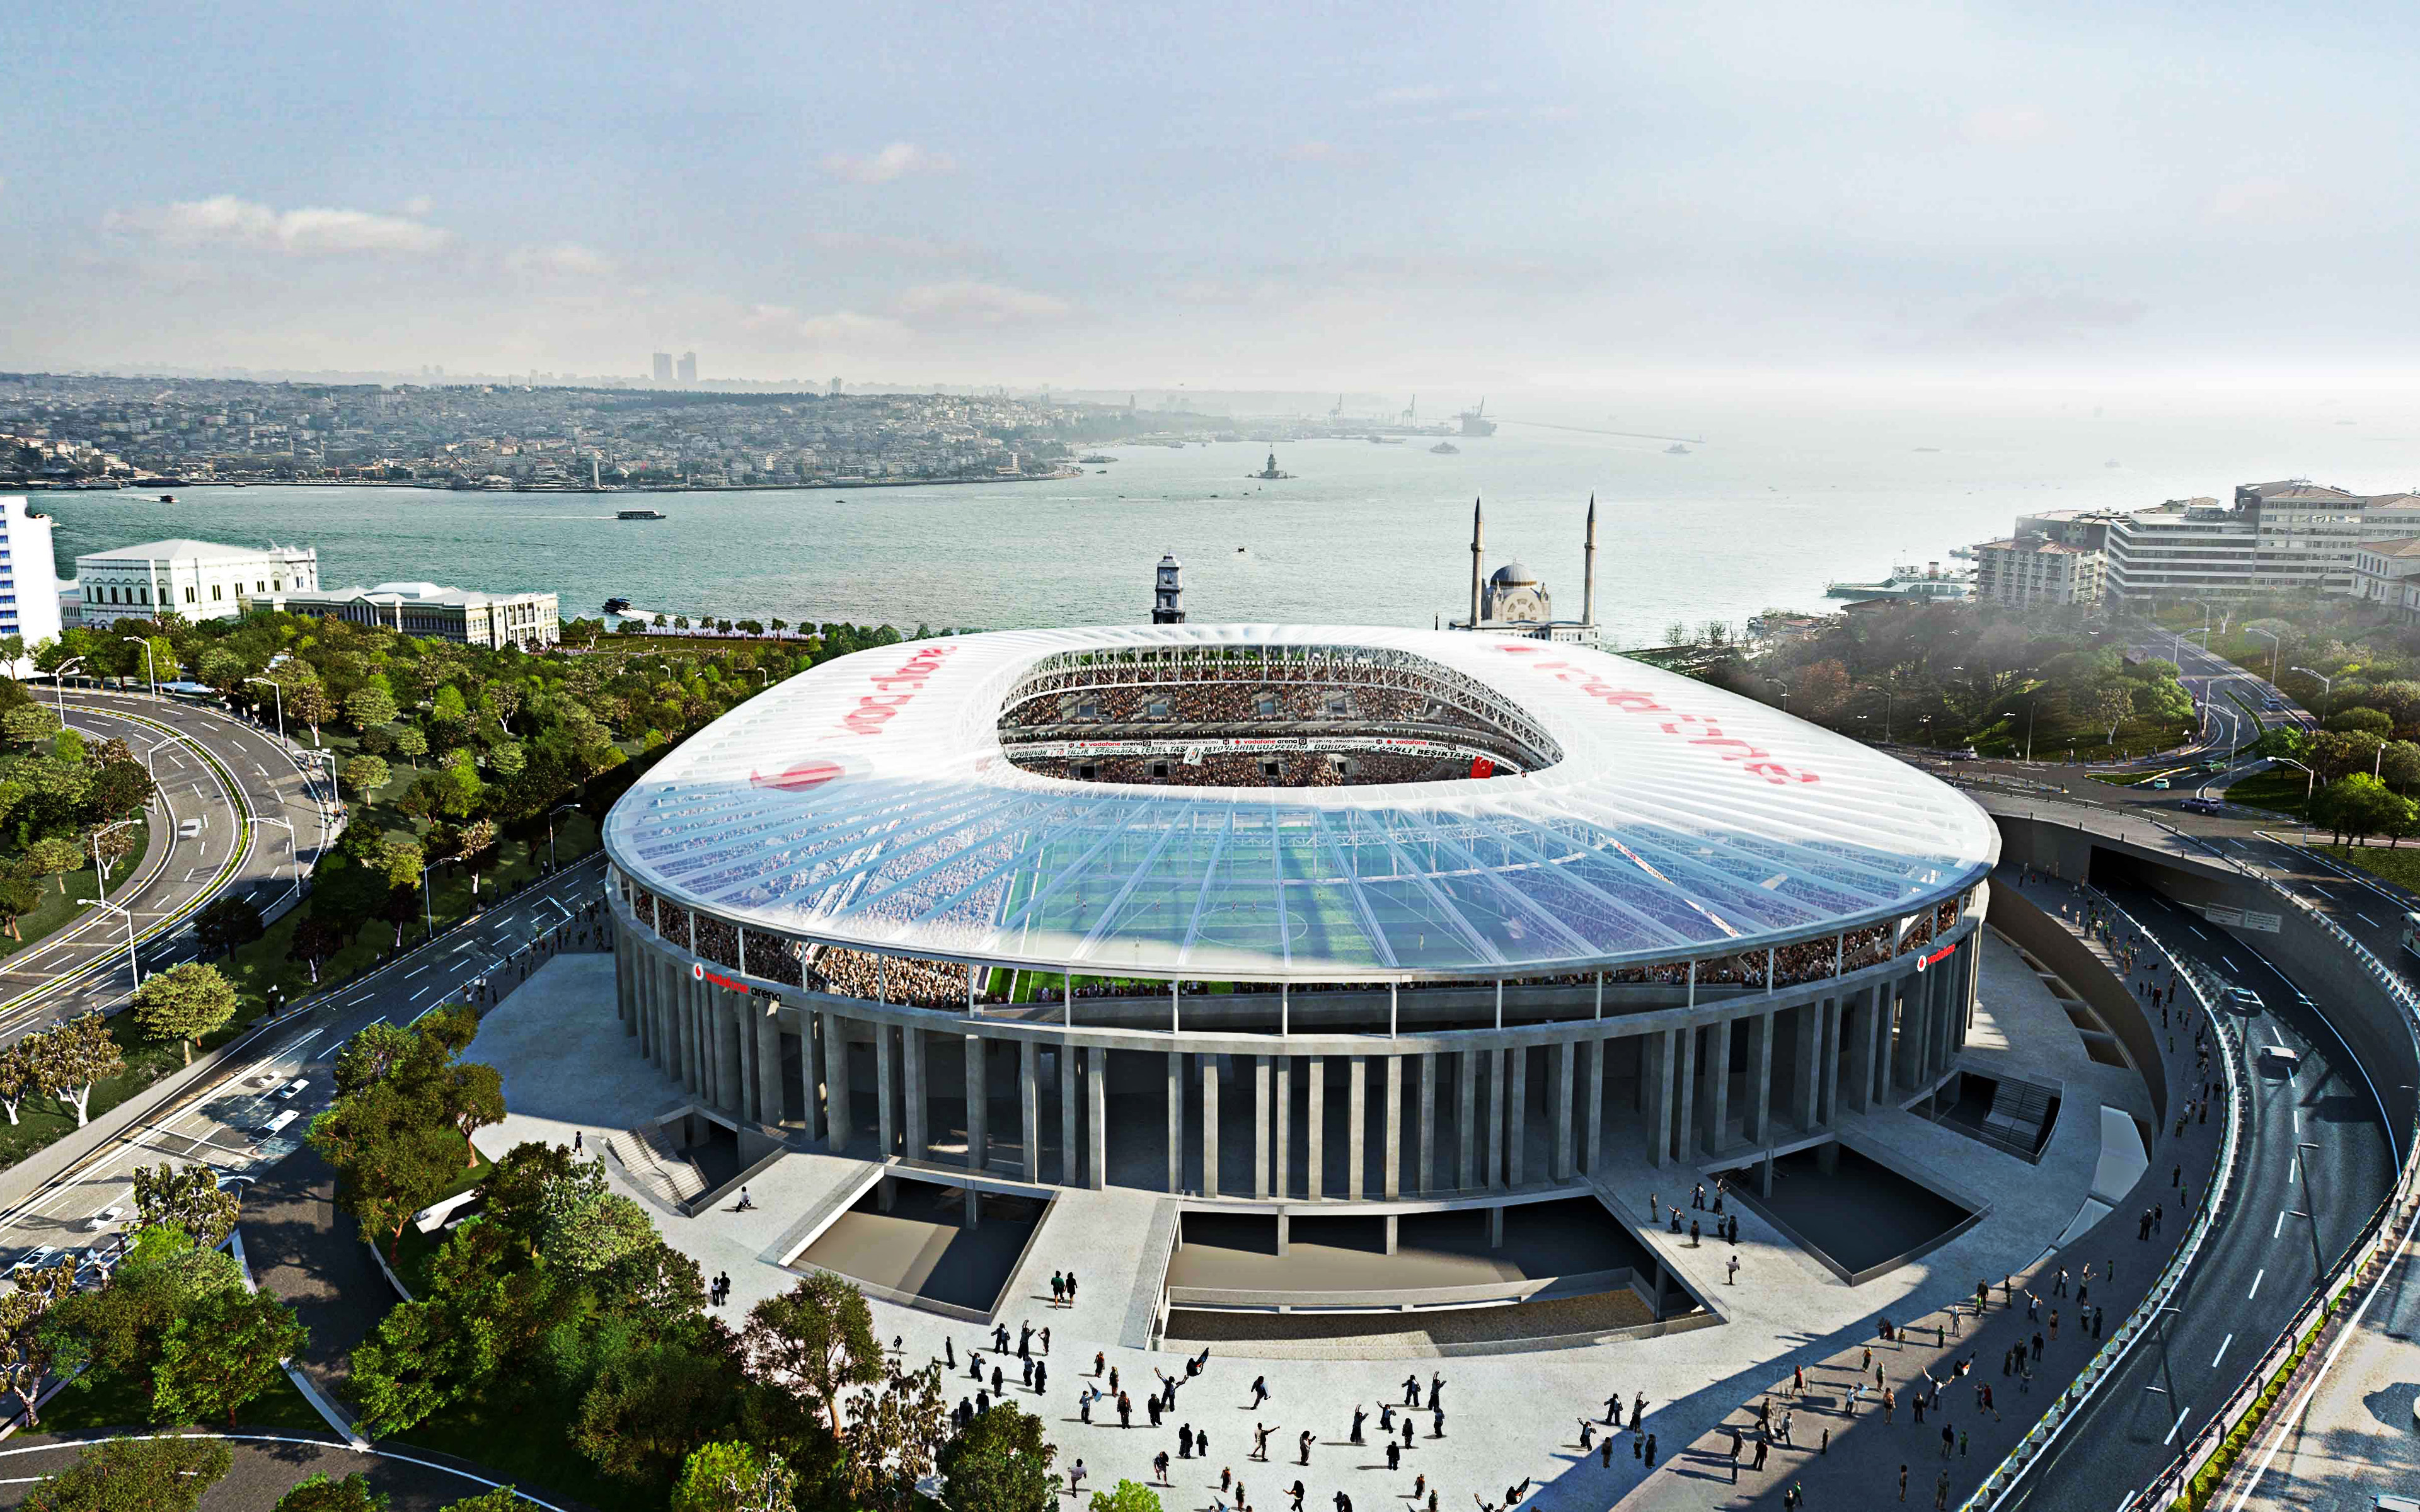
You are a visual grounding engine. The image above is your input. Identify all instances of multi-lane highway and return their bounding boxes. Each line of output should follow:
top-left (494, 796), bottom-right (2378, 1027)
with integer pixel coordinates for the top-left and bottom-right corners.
top-left (2003, 885), bottom-right (2395, 1508)
top-left (0, 852), bottom-right (608, 1280)
top-left (0, 689), bottom-right (332, 1045)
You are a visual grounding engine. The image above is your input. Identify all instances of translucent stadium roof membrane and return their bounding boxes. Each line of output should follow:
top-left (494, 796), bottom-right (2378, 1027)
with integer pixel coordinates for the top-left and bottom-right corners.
top-left (604, 625), bottom-right (2000, 982)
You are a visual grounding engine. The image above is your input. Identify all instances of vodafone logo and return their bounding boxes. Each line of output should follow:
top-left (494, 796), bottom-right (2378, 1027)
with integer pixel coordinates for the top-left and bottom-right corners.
top-left (751, 758), bottom-right (847, 793)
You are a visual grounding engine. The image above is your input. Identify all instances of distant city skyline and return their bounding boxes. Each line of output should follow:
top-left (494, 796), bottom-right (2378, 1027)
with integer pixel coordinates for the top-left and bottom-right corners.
top-left (13, 3), bottom-right (2420, 400)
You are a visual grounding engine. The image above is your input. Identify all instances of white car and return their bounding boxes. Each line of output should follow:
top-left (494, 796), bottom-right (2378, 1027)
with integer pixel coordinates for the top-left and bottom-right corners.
top-left (259, 1109), bottom-right (301, 1138)
top-left (2227, 985), bottom-right (2262, 1012)
top-left (276, 1078), bottom-right (310, 1101)
top-left (2259, 1044), bottom-right (2303, 1075)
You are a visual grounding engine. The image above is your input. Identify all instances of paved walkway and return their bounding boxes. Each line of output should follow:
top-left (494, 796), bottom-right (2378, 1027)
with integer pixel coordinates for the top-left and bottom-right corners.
top-left (0, 1432), bottom-right (537, 1511)
top-left (239, 1147), bottom-right (391, 1413)
top-left (1611, 874), bottom-right (2222, 1512)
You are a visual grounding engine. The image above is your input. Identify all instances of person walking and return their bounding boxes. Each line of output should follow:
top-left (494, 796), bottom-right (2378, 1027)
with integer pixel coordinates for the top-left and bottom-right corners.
top-left (1753, 1433), bottom-right (1769, 1471)
top-left (1643, 1432), bottom-right (1657, 1469)
top-left (1899, 1464), bottom-right (1910, 1502)
top-left (1603, 1392), bottom-right (1621, 1425)
top-left (1299, 1429), bottom-right (1314, 1466)
top-left (1252, 1375), bottom-right (1270, 1409)
top-left (1936, 1469), bottom-right (1951, 1509)
top-left (1253, 1423), bottom-right (1276, 1461)
top-left (1727, 1252), bottom-right (1740, 1285)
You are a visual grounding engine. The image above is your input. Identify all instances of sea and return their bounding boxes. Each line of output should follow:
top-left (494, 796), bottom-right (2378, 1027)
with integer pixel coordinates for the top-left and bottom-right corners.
top-left (33, 399), bottom-right (2420, 648)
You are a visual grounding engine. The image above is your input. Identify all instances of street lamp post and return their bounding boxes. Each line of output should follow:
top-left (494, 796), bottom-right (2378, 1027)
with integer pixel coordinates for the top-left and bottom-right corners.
top-left (78, 897), bottom-right (139, 992)
top-left (120, 636), bottom-right (158, 699)
top-left (2248, 626), bottom-right (2282, 689)
top-left (245, 677), bottom-right (285, 745)
top-left (2293, 1141), bottom-right (2325, 1279)
top-left (546, 802), bottom-right (581, 872)
top-left (47, 657), bottom-right (84, 723)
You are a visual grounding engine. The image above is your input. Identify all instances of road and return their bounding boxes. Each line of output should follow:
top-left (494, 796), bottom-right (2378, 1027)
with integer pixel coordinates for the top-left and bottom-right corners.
top-left (0, 852), bottom-right (608, 1292)
top-left (2003, 885), bottom-right (2395, 1509)
top-left (2123, 624), bottom-right (2313, 753)
top-left (0, 691), bottom-right (331, 1045)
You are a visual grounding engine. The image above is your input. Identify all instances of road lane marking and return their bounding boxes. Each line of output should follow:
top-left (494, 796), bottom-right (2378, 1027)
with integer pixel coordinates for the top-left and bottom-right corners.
top-left (2358, 913), bottom-right (2382, 927)
top-left (2189, 925), bottom-right (2208, 938)
top-left (2248, 1268), bottom-right (2264, 1299)
top-left (2213, 1334), bottom-right (2233, 1368)
top-left (2165, 1407), bottom-right (2192, 1445)
top-left (2223, 957), bottom-right (2238, 971)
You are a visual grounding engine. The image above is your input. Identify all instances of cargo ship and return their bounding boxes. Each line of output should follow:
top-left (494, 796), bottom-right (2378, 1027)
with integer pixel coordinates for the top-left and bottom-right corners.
top-left (1456, 399), bottom-right (1497, 437)
top-left (1823, 561), bottom-right (1974, 604)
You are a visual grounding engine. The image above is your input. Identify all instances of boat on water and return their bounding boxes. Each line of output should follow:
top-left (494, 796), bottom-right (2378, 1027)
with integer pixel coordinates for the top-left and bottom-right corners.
top-left (1078, 454), bottom-right (1115, 464)
top-left (602, 597), bottom-right (633, 616)
top-left (1824, 561), bottom-right (1974, 604)
top-left (1366, 435), bottom-right (1404, 445)
top-left (1664, 444), bottom-right (1691, 455)
top-left (617, 508), bottom-right (666, 520)
top-left (1431, 442), bottom-right (1460, 454)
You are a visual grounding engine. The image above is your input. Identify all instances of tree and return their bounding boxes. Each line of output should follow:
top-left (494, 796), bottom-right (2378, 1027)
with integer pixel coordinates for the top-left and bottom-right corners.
top-left (346, 686), bottom-right (400, 731)
top-left (2088, 682), bottom-right (2135, 744)
top-left (2313, 773), bottom-right (2413, 848)
top-left (25, 836), bottom-right (79, 894)
top-left (456, 818), bottom-right (500, 895)
top-left (939, 1403), bottom-right (1059, 1512)
top-left (309, 1085), bottom-right (461, 1258)
top-left (436, 1492), bottom-right (528, 1512)
top-left (194, 895), bottom-right (263, 957)
top-left (674, 1442), bottom-right (797, 1512)
top-left (2324, 706), bottom-right (2392, 736)
top-left (289, 914), bottom-right (349, 983)
top-left (272, 1473), bottom-right (388, 1512)
top-left (741, 1274), bottom-right (882, 1439)
top-left (376, 836), bottom-right (427, 892)
top-left (151, 1285), bottom-right (308, 1426)
top-left (390, 723), bottom-right (428, 768)
top-left (131, 1162), bottom-right (241, 1246)
top-left (2380, 740), bottom-right (2420, 796)
top-left (21, 1436), bottom-right (232, 1512)
top-left (838, 1362), bottom-right (948, 1510)
top-left (341, 754), bottom-right (391, 800)
top-left (0, 1040), bottom-right (32, 1123)
top-left (1086, 1481), bottom-right (1164, 1512)
top-left (574, 1341), bottom-right (742, 1484)
top-left (2311, 729), bottom-right (2387, 783)
top-left (3, 702), bottom-right (59, 747)
top-left (129, 962), bottom-right (238, 1064)
top-left (0, 1257), bottom-right (79, 1428)
top-left (0, 871), bottom-right (44, 942)
top-left (287, 682), bottom-right (335, 746)
top-left (86, 760), bottom-right (156, 822)
top-left (34, 1014), bottom-right (123, 1124)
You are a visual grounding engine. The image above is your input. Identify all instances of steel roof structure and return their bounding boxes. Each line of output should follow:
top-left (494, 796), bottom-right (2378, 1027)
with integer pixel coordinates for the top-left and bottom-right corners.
top-left (604, 625), bottom-right (1998, 982)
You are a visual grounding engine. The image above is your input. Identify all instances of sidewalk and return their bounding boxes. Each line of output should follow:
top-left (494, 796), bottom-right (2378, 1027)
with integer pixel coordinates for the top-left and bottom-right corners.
top-left (1616, 873), bottom-right (2223, 1512)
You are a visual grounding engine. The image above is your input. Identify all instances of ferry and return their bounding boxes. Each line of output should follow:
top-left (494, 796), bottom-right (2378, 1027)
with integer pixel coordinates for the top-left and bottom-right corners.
top-left (1665, 444), bottom-right (1691, 455)
top-left (617, 508), bottom-right (667, 520)
top-left (1824, 561), bottom-right (1974, 604)
top-left (1430, 442), bottom-right (1460, 455)
top-left (1078, 454), bottom-right (1115, 464)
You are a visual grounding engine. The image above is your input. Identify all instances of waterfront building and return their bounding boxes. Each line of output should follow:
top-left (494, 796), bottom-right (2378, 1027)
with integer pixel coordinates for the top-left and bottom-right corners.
top-left (1973, 534), bottom-right (2105, 608)
top-left (2092, 482), bottom-right (2420, 606)
top-left (2342, 538), bottom-right (2420, 622)
top-left (1449, 494), bottom-right (1601, 644)
top-left (0, 497), bottom-right (62, 668)
top-left (75, 537), bottom-right (320, 626)
top-left (652, 352), bottom-right (674, 385)
top-left (266, 581), bottom-right (560, 650)
top-left (1151, 554), bottom-right (1185, 624)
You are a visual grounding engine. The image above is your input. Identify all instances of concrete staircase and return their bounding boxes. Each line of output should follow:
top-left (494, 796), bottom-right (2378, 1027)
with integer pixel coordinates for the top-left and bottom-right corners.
top-left (606, 1122), bottom-right (708, 1211)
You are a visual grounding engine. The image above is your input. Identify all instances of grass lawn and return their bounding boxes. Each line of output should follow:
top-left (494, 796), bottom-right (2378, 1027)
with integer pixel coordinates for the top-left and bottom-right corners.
top-left (2303, 842), bottom-right (2420, 895)
top-left (395, 1378), bottom-right (657, 1512)
top-left (2221, 768), bottom-right (2313, 817)
top-left (31, 1362), bottom-right (327, 1435)
top-left (0, 1021), bottom-right (188, 1171)
top-left (1, 821), bottom-right (151, 962)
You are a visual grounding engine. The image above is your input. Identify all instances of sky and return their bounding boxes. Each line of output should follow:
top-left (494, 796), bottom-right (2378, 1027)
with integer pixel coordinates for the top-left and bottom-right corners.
top-left (8, 0), bottom-right (2420, 398)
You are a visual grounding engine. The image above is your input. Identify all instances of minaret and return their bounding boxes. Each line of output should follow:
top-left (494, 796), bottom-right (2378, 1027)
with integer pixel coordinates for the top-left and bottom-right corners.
top-left (1582, 492), bottom-right (1598, 627)
top-left (1468, 496), bottom-right (1485, 629)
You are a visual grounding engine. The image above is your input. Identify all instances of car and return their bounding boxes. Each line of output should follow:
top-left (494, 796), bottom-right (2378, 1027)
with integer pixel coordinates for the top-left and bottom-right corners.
top-left (275, 1078), bottom-right (309, 1101)
top-left (258, 1109), bottom-right (300, 1138)
top-left (81, 1205), bottom-right (123, 1233)
top-left (2147, 777), bottom-right (2170, 789)
top-left (1947, 748), bottom-right (1981, 762)
top-left (2263, 698), bottom-right (2283, 711)
top-left (9, 1246), bottom-right (62, 1278)
top-left (2181, 796), bottom-right (2223, 814)
top-left (2259, 1044), bottom-right (2303, 1075)
top-left (2227, 985), bottom-right (2262, 1012)
top-left (2373, 1494), bottom-right (2420, 1512)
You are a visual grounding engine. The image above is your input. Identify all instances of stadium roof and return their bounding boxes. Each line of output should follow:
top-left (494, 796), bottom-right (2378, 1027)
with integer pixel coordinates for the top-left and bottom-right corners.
top-left (604, 625), bottom-right (1998, 982)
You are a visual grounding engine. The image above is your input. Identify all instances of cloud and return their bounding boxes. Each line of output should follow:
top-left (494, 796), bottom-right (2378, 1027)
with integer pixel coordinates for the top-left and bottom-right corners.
top-left (803, 230), bottom-right (979, 262)
top-left (821, 142), bottom-right (955, 184)
top-left (1962, 106), bottom-right (2056, 146)
top-left (2205, 176), bottom-right (2322, 220)
top-left (890, 280), bottom-right (1071, 324)
top-left (1963, 290), bottom-right (2149, 343)
top-left (740, 304), bottom-right (909, 345)
top-left (401, 195), bottom-right (434, 215)
top-left (507, 243), bottom-right (618, 278)
top-left (104, 195), bottom-right (450, 255)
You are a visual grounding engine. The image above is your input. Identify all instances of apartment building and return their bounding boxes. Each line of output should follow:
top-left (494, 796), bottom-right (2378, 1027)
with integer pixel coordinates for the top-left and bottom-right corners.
top-left (1973, 534), bottom-right (2106, 607)
top-left (2090, 482), bottom-right (2420, 605)
top-left (0, 497), bottom-right (62, 667)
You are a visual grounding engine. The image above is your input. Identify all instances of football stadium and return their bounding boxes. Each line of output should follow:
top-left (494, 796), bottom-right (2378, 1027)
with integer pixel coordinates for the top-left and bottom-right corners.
top-left (601, 624), bottom-right (1997, 1331)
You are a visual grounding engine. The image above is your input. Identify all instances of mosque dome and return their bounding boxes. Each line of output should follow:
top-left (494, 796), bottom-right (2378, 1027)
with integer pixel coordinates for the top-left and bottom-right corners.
top-left (1490, 561), bottom-right (1538, 586)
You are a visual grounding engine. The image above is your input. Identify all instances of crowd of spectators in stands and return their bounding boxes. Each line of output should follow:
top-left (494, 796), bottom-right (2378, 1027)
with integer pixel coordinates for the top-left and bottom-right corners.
top-left (1018, 749), bottom-right (1467, 788)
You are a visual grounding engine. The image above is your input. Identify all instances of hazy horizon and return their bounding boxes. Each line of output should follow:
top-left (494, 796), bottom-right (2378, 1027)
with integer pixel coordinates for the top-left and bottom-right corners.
top-left (11, 2), bottom-right (2420, 399)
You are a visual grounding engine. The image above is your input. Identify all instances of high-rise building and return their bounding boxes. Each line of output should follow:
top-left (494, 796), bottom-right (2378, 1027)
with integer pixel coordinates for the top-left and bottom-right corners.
top-left (677, 352), bottom-right (698, 385)
top-left (830, 375), bottom-right (844, 396)
top-left (0, 497), bottom-right (62, 672)
top-left (651, 353), bottom-right (674, 385)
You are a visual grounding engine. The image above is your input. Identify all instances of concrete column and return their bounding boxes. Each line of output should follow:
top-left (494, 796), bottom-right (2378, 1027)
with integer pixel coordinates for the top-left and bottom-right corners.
top-left (756, 1002), bottom-right (785, 1127)
top-left (1456, 1050), bottom-right (1478, 1189)
top-left (1274, 1058), bottom-right (1291, 1200)
top-left (1644, 1029), bottom-right (1673, 1166)
top-left (1486, 1048), bottom-right (1507, 1190)
top-left (875, 1024), bottom-right (897, 1159)
top-left (1790, 1000), bottom-right (1820, 1130)
top-left (1201, 1054), bottom-right (1220, 1198)
top-left (1506, 1046), bottom-right (1528, 1188)
top-left (732, 994), bottom-right (756, 1120)
top-left (1852, 987), bottom-right (1879, 1113)
top-left (1347, 1057), bottom-right (1368, 1200)
top-left (1383, 1056), bottom-right (1403, 1200)
top-left (1702, 1017), bottom-right (1731, 1154)
top-left (1020, 1040), bottom-right (1041, 1184)
top-left (965, 1034), bottom-right (988, 1174)
top-left (1582, 1038), bottom-right (1605, 1176)
top-left (1307, 1057), bottom-right (1326, 1200)
top-left (824, 1012), bottom-right (852, 1154)
top-left (1674, 1026), bottom-right (1698, 1162)
top-left (1086, 1045), bottom-right (1108, 1191)
top-left (1417, 1053), bottom-right (1438, 1193)
top-left (802, 1011), bottom-right (823, 1142)
top-left (1059, 1045), bottom-right (1079, 1188)
top-left (1552, 1040), bottom-right (1576, 1181)
top-left (1253, 1056), bottom-right (1273, 1200)
top-left (1819, 997), bottom-right (1841, 1126)
top-left (1902, 980), bottom-right (1929, 1090)
top-left (1165, 1052), bottom-right (1184, 1193)
top-left (901, 1025), bottom-right (925, 1157)
top-left (1747, 1010), bottom-right (1775, 1145)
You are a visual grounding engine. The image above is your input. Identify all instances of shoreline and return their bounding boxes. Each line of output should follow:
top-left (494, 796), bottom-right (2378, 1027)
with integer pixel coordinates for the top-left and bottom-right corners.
top-left (10, 470), bottom-right (1085, 496)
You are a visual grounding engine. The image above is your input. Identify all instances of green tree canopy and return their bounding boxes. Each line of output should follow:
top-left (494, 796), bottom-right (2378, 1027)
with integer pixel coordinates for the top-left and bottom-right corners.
top-left (129, 961), bottom-right (238, 1063)
top-left (151, 1285), bottom-right (308, 1426)
top-left (939, 1403), bottom-right (1059, 1512)
top-left (672, 1441), bottom-right (796, 1512)
top-left (272, 1472), bottom-right (389, 1512)
top-left (1086, 1480), bottom-right (1165, 1512)
top-left (130, 1162), bottom-right (241, 1246)
top-left (23, 1435), bottom-right (232, 1512)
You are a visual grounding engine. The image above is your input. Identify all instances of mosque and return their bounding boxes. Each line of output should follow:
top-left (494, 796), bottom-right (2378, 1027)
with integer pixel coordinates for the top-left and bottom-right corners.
top-left (1448, 494), bottom-right (1603, 644)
